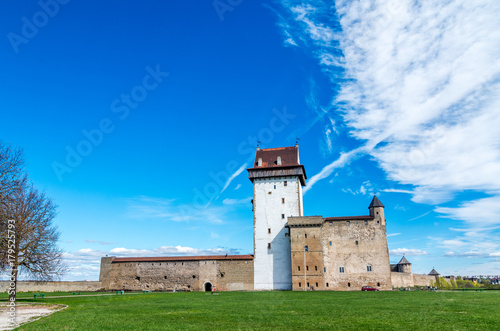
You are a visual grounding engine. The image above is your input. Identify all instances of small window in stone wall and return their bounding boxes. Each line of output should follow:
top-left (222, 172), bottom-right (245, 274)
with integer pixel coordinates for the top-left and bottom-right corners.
top-left (298, 266), bottom-right (301, 271)
top-left (339, 266), bottom-right (345, 273)
top-left (377, 282), bottom-right (380, 287)
top-left (356, 241), bottom-right (359, 245)
top-left (284, 181), bottom-right (287, 186)
top-left (268, 243), bottom-right (271, 249)
top-left (307, 282), bottom-right (310, 287)
top-left (326, 283), bottom-right (329, 287)
top-left (316, 282), bottom-right (318, 287)
top-left (282, 198), bottom-right (285, 204)
top-left (367, 265), bottom-right (372, 272)
top-left (324, 267), bottom-right (326, 272)
top-left (164, 276), bottom-right (167, 279)
top-left (268, 228), bottom-right (271, 234)
top-left (329, 241), bottom-right (332, 246)
top-left (274, 185), bottom-right (276, 189)
top-left (282, 214), bottom-right (285, 219)
top-left (306, 266), bottom-right (309, 271)
top-left (192, 275), bottom-right (196, 279)
top-left (348, 283), bottom-right (351, 287)
top-left (136, 276), bottom-right (140, 281)
top-left (220, 272), bottom-right (225, 278)
top-left (315, 266), bottom-right (318, 271)
top-left (305, 233), bottom-right (307, 238)
top-left (299, 282), bottom-right (301, 287)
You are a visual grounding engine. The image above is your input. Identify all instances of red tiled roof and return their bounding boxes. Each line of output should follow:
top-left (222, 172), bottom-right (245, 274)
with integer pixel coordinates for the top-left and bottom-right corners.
top-left (112, 254), bottom-right (254, 263)
top-left (324, 215), bottom-right (374, 221)
top-left (250, 146), bottom-right (300, 169)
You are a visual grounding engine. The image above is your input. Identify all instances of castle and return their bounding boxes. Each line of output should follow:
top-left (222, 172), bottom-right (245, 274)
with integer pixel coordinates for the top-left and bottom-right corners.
top-left (99, 146), bottom-right (437, 291)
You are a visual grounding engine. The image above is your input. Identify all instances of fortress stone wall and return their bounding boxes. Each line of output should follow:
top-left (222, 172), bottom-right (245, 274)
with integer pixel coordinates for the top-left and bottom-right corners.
top-left (0, 281), bottom-right (102, 292)
top-left (99, 255), bottom-right (253, 292)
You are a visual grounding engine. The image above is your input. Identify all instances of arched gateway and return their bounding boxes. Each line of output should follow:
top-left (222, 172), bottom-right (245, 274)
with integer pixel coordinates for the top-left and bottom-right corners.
top-left (204, 282), bottom-right (212, 292)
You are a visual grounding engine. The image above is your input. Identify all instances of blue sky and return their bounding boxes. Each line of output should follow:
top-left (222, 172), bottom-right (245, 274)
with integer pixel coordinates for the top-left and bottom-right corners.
top-left (1, 0), bottom-right (499, 280)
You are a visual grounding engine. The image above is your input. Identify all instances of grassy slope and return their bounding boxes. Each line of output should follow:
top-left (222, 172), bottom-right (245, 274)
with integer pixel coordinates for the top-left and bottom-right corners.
top-left (12, 291), bottom-right (499, 330)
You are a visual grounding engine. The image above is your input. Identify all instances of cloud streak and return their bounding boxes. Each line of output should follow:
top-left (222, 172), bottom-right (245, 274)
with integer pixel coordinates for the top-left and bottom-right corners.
top-left (277, 0), bottom-right (500, 268)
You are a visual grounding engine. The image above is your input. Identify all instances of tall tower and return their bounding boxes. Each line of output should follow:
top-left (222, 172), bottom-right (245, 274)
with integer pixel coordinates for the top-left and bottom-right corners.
top-left (248, 145), bottom-right (306, 290)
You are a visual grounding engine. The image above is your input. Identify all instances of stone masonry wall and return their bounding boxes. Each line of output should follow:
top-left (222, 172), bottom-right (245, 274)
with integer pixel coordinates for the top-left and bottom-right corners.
top-left (100, 257), bottom-right (254, 292)
top-left (0, 281), bottom-right (102, 292)
top-left (322, 218), bottom-right (392, 291)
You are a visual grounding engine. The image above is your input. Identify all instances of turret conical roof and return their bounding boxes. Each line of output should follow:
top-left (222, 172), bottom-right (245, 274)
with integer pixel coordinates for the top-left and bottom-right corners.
top-left (369, 195), bottom-right (384, 208)
top-left (398, 256), bottom-right (411, 265)
top-left (429, 269), bottom-right (440, 276)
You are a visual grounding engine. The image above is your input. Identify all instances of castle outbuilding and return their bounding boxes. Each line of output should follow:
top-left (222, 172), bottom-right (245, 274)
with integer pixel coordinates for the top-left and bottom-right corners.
top-left (99, 145), bottom-right (435, 291)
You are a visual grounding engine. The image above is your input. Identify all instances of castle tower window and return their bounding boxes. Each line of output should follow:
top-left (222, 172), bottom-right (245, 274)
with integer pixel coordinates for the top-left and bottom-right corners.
top-left (299, 282), bottom-right (301, 287)
top-left (281, 214), bottom-right (285, 219)
top-left (282, 198), bottom-right (285, 204)
top-left (324, 267), bottom-right (326, 272)
top-left (315, 266), bottom-right (318, 271)
top-left (305, 233), bottom-right (307, 238)
top-left (326, 283), bottom-right (329, 287)
top-left (348, 283), bottom-right (351, 287)
top-left (284, 181), bottom-right (287, 186)
top-left (355, 241), bottom-right (359, 245)
top-left (377, 282), bottom-right (380, 287)
top-left (298, 266), bottom-right (300, 271)
top-left (306, 266), bottom-right (309, 271)
top-left (268, 243), bottom-right (271, 249)
top-left (258, 158), bottom-right (262, 166)
top-left (307, 282), bottom-right (310, 287)
top-left (339, 267), bottom-right (345, 273)
top-left (316, 282), bottom-right (318, 287)
top-left (277, 156), bottom-right (282, 165)
top-left (367, 265), bottom-right (372, 272)
top-left (164, 276), bottom-right (167, 279)
top-left (268, 228), bottom-right (271, 234)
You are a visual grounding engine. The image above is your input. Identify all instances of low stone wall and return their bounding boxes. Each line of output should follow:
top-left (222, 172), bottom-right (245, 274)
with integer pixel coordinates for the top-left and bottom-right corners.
top-left (413, 274), bottom-right (435, 287)
top-left (391, 272), bottom-right (436, 288)
top-left (391, 272), bottom-right (414, 288)
top-left (1, 281), bottom-right (102, 292)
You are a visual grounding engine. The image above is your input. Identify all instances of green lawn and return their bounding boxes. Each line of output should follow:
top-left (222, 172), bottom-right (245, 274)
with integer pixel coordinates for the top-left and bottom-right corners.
top-left (9, 291), bottom-right (500, 330)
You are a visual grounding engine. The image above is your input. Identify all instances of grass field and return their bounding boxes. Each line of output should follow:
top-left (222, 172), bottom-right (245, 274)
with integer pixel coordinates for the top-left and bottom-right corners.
top-left (4, 291), bottom-right (499, 330)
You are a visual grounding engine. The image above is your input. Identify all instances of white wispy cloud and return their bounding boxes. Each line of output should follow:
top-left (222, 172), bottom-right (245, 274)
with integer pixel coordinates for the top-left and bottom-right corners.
top-left (387, 233), bottom-right (401, 237)
top-left (126, 196), bottom-right (226, 224)
top-left (219, 163), bottom-right (247, 195)
top-left (277, 0), bottom-right (500, 270)
top-left (390, 248), bottom-right (428, 256)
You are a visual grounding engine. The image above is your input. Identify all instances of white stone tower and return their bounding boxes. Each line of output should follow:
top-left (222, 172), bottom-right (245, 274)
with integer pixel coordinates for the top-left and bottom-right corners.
top-left (248, 145), bottom-right (306, 290)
